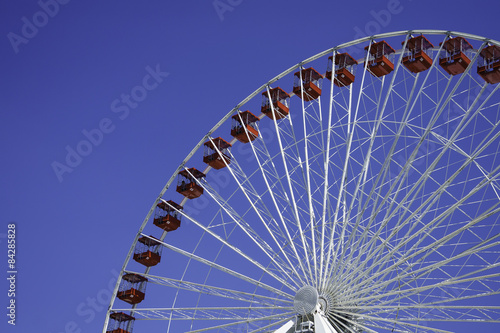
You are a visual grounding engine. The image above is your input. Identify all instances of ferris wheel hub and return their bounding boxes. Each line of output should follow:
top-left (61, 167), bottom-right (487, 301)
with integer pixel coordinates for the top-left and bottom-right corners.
top-left (293, 285), bottom-right (319, 315)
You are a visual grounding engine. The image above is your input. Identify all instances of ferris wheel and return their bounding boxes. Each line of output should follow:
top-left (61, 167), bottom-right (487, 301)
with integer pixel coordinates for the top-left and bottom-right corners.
top-left (103, 30), bottom-right (500, 333)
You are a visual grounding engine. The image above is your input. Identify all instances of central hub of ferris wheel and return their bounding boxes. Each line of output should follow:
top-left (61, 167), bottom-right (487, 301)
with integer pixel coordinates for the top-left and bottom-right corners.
top-left (293, 286), bottom-right (344, 332)
top-left (293, 286), bottom-right (319, 315)
top-left (293, 286), bottom-right (362, 333)
top-left (294, 285), bottom-right (336, 314)
top-left (293, 285), bottom-right (333, 316)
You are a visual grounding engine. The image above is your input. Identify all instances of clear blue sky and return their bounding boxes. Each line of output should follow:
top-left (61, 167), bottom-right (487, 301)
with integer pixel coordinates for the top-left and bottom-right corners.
top-left (1, 0), bottom-right (500, 332)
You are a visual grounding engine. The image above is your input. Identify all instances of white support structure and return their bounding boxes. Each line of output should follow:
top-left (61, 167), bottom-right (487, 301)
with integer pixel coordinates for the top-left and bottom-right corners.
top-left (104, 30), bottom-right (500, 333)
top-left (314, 312), bottom-right (338, 333)
top-left (273, 319), bottom-right (296, 333)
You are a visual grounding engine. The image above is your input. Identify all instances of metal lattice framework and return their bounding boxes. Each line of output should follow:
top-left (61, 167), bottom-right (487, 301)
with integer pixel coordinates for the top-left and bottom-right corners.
top-left (104, 30), bottom-right (500, 333)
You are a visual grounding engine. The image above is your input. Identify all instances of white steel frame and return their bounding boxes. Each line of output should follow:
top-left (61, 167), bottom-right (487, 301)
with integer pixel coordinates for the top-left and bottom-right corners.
top-left (104, 30), bottom-right (500, 333)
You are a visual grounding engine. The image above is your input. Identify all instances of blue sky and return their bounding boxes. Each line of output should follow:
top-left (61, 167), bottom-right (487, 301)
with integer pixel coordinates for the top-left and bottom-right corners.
top-left (1, 0), bottom-right (500, 332)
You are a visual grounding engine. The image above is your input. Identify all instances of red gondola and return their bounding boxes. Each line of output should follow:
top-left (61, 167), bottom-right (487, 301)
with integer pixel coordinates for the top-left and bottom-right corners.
top-left (176, 168), bottom-right (205, 199)
top-left (402, 35), bottom-right (434, 73)
top-left (106, 312), bottom-right (135, 333)
top-left (293, 67), bottom-right (323, 101)
top-left (261, 87), bottom-right (290, 120)
top-left (326, 52), bottom-right (358, 87)
top-left (153, 200), bottom-right (183, 232)
top-left (365, 40), bottom-right (395, 77)
top-left (133, 235), bottom-right (162, 267)
top-left (439, 37), bottom-right (473, 76)
top-left (477, 45), bottom-right (500, 84)
top-left (117, 273), bottom-right (147, 305)
top-left (203, 137), bottom-right (232, 170)
top-left (231, 111), bottom-right (260, 143)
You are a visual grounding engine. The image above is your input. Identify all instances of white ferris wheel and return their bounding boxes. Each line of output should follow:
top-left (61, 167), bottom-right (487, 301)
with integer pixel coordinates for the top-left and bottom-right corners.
top-left (103, 30), bottom-right (500, 333)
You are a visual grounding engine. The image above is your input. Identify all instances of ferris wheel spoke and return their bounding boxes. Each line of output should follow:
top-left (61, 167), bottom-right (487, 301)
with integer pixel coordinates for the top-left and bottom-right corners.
top-left (179, 169), bottom-right (297, 290)
top-left (376, 40), bottom-right (488, 219)
top-left (283, 103), bottom-right (319, 281)
top-left (114, 306), bottom-right (292, 321)
top-left (148, 234), bottom-right (293, 299)
top-left (340, 46), bottom-right (426, 274)
top-left (346, 264), bottom-right (500, 307)
top-left (361, 256), bottom-right (500, 308)
top-left (234, 112), bottom-right (292, 244)
top-left (344, 83), bottom-right (496, 286)
top-left (351, 72), bottom-right (456, 265)
top-left (351, 78), bottom-right (456, 270)
top-left (359, 303), bottom-right (500, 324)
top-left (327, 39), bottom-right (392, 283)
top-left (350, 36), bottom-right (409, 222)
top-left (364, 227), bottom-right (500, 295)
top-left (224, 159), bottom-right (303, 288)
top-left (347, 34), bottom-right (449, 263)
top-left (305, 147), bottom-right (335, 287)
top-left (333, 41), bottom-right (411, 284)
top-left (352, 322), bottom-right (409, 333)
top-left (348, 130), bottom-right (500, 291)
top-left (298, 68), bottom-right (320, 287)
top-left (394, 289), bottom-right (500, 309)
top-left (266, 85), bottom-right (314, 285)
top-left (349, 305), bottom-right (500, 323)
top-left (127, 270), bottom-right (292, 306)
top-left (328, 311), bottom-right (379, 333)
top-left (319, 49), bottom-right (339, 290)
top-left (303, 103), bottom-right (334, 288)
top-left (207, 136), bottom-right (304, 289)
top-left (248, 316), bottom-right (295, 333)
top-left (334, 308), bottom-right (455, 333)
top-left (360, 287), bottom-right (500, 322)
top-left (344, 176), bottom-right (500, 298)
top-left (347, 235), bottom-right (500, 305)
top-left (185, 311), bottom-right (296, 333)
top-left (243, 118), bottom-right (312, 285)
top-left (324, 49), bottom-right (372, 282)
top-left (356, 262), bottom-right (500, 313)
